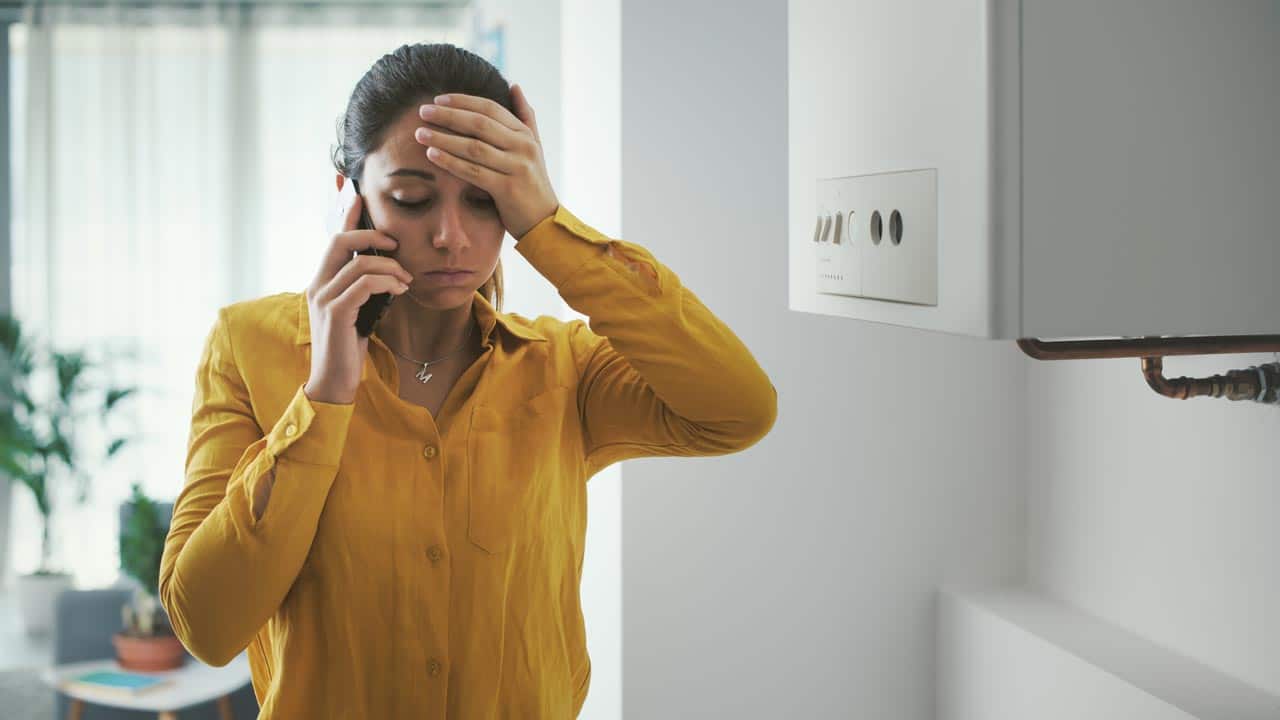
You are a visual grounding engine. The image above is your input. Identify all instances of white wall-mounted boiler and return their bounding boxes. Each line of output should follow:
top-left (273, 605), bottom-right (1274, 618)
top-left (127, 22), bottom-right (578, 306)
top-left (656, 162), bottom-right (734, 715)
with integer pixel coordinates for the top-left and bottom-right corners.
top-left (789, 0), bottom-right (1280, 340)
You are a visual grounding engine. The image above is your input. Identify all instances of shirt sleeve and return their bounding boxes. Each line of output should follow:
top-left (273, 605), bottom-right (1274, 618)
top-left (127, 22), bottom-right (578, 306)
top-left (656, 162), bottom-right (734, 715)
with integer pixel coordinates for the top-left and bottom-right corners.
top-left (513, 205), bottom-right (778, 480)
top-left (158, 306), bottom-right (355, 666)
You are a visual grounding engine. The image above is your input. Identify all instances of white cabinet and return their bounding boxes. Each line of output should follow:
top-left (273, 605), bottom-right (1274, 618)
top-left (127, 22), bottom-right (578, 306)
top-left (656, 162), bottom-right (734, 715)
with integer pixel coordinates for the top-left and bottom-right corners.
top-left (789, 0), bottom-right (1280, 339)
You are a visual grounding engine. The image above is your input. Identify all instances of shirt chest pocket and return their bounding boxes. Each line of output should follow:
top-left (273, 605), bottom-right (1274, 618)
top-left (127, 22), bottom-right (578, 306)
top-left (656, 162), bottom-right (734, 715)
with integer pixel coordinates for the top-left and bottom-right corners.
top-left (466, 385), bottom-right (574, 554)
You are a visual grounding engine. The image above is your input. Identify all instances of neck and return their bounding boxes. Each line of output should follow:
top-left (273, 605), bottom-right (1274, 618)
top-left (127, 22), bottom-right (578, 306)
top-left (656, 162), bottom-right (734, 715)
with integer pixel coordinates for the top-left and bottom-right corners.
top-left (377, 291), bottom-right (478, 361)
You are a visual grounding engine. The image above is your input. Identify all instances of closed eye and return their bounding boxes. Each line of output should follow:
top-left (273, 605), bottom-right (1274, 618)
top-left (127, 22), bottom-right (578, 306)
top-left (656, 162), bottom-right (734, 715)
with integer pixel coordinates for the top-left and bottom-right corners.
top-left (392, 197), bottom-right (496, 210)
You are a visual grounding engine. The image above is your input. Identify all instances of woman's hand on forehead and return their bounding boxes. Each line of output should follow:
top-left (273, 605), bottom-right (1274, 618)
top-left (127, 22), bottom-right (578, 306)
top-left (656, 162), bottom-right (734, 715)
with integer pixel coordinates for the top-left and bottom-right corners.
top-left (413, 85), bottom-right (559, 240)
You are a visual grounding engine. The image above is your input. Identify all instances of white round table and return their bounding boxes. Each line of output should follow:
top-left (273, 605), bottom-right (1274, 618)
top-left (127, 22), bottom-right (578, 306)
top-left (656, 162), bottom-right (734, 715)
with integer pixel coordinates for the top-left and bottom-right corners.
top-left (41, 651), bottom-right (251, 719)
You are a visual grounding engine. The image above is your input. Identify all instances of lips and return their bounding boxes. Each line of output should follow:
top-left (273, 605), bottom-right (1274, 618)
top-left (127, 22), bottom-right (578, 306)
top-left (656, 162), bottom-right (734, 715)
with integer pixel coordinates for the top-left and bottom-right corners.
top-left (422, 269), bottom-right (474, 284)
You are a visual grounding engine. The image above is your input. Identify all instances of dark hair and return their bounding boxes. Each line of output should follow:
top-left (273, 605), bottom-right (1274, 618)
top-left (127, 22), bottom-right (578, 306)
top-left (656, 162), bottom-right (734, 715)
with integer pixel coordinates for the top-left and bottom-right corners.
top-left (331, 43), bottom-right (513, 311)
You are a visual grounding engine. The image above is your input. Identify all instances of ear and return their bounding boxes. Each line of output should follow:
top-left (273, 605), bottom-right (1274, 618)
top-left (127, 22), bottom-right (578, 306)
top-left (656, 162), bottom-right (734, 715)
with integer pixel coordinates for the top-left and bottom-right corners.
top-left (335, 172), bottom-right (346, 192)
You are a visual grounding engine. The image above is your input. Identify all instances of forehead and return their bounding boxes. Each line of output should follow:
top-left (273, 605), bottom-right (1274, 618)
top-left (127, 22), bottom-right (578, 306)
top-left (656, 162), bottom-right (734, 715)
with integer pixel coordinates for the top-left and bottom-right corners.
top-left (364, 107), bottom-right (471, 188)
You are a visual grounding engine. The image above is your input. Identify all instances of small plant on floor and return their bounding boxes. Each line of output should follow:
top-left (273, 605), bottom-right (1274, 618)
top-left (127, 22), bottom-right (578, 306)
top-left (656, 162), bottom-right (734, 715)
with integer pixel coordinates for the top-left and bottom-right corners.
top-left (119, 482), bottom-right (174, 637)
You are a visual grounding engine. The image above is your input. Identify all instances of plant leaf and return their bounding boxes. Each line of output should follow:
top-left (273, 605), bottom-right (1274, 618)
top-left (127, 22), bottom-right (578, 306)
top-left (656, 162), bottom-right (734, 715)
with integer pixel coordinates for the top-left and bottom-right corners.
top-left (52, 350), bottom-right (88, 406)
top-left (120, 483), bottom-right (165, 595)
top-left (44, 429), bottom-right (74, 469)
top-left (104, 386), bottom-right (137, 413)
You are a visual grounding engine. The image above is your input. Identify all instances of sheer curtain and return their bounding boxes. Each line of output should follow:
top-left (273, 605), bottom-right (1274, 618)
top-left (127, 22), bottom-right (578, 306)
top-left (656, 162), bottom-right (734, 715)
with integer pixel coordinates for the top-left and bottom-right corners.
top-left (4, 0), bottom-right (497, 589)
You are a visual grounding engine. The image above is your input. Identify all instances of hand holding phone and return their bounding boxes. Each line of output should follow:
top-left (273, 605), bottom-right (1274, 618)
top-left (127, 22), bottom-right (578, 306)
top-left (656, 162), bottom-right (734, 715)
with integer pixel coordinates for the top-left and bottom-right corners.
top-left (304, 177), bottom-right (413, 404)
top-left (335, 178), bottom-right (396, 338)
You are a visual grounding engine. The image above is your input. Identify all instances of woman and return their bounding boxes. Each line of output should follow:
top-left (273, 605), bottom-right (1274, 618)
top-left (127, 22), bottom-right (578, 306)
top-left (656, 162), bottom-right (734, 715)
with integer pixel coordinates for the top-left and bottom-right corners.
top-left (159, 43), bottom-right (776, 719)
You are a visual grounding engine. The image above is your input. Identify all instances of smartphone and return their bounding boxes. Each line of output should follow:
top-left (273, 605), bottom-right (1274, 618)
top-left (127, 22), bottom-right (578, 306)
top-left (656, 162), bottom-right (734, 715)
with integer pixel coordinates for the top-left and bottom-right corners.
top-left (332, 176), bottom-right (394, 338)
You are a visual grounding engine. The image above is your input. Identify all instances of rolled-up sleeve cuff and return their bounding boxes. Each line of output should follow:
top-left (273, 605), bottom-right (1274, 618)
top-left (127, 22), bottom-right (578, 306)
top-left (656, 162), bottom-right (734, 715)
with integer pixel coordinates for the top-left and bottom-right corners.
top-left (514, 205), bottom-right (614, 288)
top-left (264, 383), bottom-right (355, 467)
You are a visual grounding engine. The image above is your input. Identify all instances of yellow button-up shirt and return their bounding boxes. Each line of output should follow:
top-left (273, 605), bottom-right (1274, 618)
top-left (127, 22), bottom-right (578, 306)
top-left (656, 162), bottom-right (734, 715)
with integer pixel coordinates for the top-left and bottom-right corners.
top-left (159, 205), bottom-right (777, 719)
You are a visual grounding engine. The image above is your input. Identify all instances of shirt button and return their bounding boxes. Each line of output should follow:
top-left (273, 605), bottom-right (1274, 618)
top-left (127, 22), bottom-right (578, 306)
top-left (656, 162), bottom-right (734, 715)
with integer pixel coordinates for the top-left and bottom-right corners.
top-left (426, 545), bottom-right (443, 562)
top-left (423, 445), bottom-right (437, 459)
top-left (428, 658), bottom-right (442, 677)
top-left (284, 423), bottom-right (297, 437)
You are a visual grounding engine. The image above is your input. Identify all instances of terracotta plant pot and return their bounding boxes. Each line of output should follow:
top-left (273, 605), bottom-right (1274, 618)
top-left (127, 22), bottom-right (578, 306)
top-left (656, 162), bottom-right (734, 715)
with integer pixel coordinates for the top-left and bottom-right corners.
top-left (112, 632), bottom-right (188, 672)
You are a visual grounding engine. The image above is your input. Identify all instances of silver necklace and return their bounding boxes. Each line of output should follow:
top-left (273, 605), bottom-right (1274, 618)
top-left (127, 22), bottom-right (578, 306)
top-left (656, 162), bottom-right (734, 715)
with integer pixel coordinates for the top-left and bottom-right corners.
top-left (383, 321), bottom-right (475, 384)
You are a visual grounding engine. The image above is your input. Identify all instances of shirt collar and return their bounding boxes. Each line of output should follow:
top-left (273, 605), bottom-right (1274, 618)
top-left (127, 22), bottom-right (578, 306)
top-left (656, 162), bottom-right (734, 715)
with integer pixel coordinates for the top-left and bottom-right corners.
top-left (294, 290), bottom-right (547, 346)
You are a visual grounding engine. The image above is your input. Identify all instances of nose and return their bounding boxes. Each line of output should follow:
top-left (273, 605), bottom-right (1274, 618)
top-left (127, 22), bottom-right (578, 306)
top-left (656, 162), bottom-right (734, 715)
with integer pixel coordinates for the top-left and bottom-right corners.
top-left (431, 200), bottom-right (470, 251)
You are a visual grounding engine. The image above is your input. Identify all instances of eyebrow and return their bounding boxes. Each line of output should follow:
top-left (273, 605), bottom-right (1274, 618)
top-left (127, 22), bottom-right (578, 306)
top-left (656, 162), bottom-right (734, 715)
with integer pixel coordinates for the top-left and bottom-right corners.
top-left (387, 168), bottom-right (437, 181)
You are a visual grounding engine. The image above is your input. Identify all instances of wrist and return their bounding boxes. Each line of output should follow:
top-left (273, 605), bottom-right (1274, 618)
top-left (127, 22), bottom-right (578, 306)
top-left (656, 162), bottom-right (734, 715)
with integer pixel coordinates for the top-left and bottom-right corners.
top-left (513, 203), bottom-right (559, 242)
top-left (304, 380), bottom-right (356, 405)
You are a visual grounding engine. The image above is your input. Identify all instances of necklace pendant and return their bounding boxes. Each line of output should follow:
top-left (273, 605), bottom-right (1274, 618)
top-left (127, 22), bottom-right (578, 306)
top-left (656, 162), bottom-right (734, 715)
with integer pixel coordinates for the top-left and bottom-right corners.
top-left (416, 364), bottom-right (434, 384)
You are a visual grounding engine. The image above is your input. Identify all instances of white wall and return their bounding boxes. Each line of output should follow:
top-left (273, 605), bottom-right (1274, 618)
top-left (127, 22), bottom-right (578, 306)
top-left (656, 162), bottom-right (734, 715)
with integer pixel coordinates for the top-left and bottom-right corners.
top-left (1028, 353), bottom-right (1280, 697)
top-left (618, 1), bottom-right (1024, 718)
top-left (618, 2), bottom-right (1280, 716)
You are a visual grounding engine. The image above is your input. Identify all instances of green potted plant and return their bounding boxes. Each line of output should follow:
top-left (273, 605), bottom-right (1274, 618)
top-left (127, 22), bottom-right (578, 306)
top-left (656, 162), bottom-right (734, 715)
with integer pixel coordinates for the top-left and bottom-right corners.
top-left (0, 312), bottom-right (138, 635)
top-left (116, 481), bottom-right (185, 671)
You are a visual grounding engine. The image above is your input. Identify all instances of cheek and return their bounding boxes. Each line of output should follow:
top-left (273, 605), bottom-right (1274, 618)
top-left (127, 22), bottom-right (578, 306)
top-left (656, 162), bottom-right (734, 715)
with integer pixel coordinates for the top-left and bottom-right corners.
top-left (481, 235), bottom-right (504, 264)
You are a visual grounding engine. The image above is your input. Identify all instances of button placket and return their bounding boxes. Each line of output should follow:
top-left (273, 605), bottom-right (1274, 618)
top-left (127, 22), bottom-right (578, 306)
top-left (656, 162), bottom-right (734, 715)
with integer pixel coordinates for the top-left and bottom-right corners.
top-left (423, 446), bottom-right (444, 566)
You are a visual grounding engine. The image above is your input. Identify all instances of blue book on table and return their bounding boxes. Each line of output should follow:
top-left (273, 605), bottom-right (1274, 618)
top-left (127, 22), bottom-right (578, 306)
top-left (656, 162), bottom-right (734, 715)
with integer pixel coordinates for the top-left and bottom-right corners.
top-left (65, 670), bottom-right (174, 696)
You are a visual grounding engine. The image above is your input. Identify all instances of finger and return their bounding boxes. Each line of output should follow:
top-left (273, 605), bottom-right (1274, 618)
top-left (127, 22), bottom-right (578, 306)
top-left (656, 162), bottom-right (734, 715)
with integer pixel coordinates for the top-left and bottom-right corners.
top-left (314, 208), bottom-right (399, 288)
top-left (318, 253), bottom-right (414, 303)
top-left (333, 273), bottom-right (409, 315)
top-left (511, 83), bottom-right (541, 144)
top-left (429, 92), bottom-right (525, 133)
top-left (416, 128), bottom-right (518, 174)
top-left (343, 189), bottom-right (363, 233)
top-left (316, 230), bottom-right (397, 290)
top-left (424, 146), bottom-right (502, 192)
top-left (343, 253), bottom-right (415, 288)
top-left (419, 101), bottom-right (524, 151)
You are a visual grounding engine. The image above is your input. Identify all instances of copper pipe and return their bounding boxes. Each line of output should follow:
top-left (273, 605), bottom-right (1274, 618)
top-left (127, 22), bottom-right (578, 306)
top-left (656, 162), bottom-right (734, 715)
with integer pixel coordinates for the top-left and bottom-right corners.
top-left (1017, 335), bottom-right (1280, 360)
top-left (1016, 335), bottom-right (1280, 403)
top-left (1141, 356), bottom-right (1280, 402)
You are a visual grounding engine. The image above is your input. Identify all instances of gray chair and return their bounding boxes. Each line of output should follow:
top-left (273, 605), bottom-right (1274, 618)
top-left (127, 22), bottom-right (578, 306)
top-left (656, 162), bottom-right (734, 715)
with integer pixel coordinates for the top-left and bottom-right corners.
top-left (48, 501), bottom-right (260, 719)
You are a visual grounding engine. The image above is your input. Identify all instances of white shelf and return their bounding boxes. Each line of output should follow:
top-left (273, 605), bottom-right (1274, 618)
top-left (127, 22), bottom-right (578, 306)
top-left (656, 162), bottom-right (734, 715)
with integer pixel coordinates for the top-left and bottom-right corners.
top-left (938, 584), bottom-right (1280, 720)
